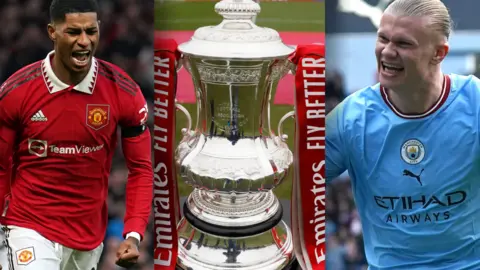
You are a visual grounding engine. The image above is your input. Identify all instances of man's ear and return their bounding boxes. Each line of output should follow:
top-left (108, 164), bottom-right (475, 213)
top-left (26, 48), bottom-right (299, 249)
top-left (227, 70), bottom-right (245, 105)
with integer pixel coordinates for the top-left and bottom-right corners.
top-left (47, 23), bottom-right (56, 42)
top-left (432, 43), bottom-right (449, 64)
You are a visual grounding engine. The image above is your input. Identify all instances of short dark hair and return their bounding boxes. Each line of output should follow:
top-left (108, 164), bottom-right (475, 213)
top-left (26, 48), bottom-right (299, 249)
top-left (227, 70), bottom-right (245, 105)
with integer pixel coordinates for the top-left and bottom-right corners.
top-left (49, 0), bottom-right (99, 23)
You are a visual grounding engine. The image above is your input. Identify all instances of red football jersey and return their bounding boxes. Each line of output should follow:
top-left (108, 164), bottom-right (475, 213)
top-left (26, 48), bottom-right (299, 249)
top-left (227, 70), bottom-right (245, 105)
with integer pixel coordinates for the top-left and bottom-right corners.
top-left (0, 51), bottom-right (153, 250)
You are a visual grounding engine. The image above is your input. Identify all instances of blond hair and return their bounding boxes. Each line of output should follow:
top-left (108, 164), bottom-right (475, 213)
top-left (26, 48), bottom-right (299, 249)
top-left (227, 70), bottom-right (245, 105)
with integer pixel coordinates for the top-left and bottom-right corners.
top-left (384, 0), bottom-right (453, 40)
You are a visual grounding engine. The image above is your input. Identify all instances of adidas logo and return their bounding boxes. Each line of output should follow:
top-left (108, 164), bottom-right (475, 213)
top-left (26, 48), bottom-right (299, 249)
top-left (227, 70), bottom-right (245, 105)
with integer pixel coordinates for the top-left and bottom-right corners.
top-left (31, 110), bottom-right (47, 122)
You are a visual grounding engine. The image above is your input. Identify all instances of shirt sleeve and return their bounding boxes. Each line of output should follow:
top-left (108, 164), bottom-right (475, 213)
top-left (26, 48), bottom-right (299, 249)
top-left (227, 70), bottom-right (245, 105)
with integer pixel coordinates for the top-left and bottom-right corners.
top-left (326, 103), bottom-right (348, 182)
top-left (0, 90), bottom-right (18, 215)
top-left (119, 85), bottom-right (153, 240)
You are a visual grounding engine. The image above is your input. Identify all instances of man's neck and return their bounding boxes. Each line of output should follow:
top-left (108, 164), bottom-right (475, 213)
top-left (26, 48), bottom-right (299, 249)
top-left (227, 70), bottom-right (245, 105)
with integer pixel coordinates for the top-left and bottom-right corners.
top-left (386, 71), bottom-right (444, 115)
top-left (51, 54), bottom-right (89, 86)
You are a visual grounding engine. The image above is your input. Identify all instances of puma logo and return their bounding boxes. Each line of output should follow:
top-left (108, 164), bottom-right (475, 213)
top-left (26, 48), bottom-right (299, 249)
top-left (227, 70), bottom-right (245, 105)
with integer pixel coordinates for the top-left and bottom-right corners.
top-left (337, 0), bottom-right (394, 29)
top-left (403, 169), bottom-right (424, 186)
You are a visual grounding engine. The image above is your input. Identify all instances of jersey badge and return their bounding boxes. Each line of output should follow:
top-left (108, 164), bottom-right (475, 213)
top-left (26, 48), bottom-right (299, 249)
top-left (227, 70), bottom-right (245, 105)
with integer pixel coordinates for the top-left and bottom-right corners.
top-left (401, 139), bottom-right (425, 165)
top-left (86, 104), bottom-right (110, 130)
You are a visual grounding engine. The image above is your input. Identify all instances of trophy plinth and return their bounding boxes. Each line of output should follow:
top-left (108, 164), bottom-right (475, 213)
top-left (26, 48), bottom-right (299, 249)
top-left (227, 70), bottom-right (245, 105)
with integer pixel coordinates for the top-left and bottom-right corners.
top-left (176, 219), bottom-right (294, 270)
top-left (175, 0), bottom-right (296, 268)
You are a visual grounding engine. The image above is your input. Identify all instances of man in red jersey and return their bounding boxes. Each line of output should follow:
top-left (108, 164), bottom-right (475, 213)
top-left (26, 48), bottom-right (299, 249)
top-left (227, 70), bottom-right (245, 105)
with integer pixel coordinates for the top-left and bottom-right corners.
top-left (0, 0), bottom-right (153, 269)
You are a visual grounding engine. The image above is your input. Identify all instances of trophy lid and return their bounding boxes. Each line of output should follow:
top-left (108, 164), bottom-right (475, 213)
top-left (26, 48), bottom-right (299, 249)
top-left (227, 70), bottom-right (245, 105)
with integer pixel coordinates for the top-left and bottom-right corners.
top-left (178, 0), bottom-right (295, 59)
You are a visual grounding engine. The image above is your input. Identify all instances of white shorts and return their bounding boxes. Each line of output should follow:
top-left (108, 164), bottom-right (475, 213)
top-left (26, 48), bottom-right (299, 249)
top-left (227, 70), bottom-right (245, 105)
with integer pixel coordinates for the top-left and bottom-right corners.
top-left (2, 225), bottom-right (103, 270)
top-left (0, 228), bottom-right (8, 270)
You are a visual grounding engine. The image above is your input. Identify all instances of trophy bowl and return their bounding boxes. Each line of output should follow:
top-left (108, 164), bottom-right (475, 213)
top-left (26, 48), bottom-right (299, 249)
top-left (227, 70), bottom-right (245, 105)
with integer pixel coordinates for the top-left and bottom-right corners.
top-left (174, 0), bottom-right (296, 269)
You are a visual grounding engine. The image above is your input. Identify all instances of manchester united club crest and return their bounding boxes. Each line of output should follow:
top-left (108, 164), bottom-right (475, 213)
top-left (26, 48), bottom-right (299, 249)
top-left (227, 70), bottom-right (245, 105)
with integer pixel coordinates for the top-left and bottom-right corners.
top-left (86, 104), bottom-right (110, 130)
top-left (16, 247), bottom-right (35, 265)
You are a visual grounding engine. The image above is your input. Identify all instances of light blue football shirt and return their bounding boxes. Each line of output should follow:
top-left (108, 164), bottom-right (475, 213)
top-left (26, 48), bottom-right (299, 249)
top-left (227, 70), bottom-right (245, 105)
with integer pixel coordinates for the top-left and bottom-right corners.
top-left (326, 74), bottom-right (480, 270)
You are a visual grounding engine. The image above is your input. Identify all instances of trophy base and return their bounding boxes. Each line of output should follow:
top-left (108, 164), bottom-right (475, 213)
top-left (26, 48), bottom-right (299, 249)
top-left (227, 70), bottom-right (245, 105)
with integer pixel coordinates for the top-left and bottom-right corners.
top-left (176, 214), bottom-right (295, 270)
top-left (184, 200), bottom-right (283, 237)
top-left (176, 258), bottom-right (299, 270)
top-left (185, 189), bottom-right (281, 229)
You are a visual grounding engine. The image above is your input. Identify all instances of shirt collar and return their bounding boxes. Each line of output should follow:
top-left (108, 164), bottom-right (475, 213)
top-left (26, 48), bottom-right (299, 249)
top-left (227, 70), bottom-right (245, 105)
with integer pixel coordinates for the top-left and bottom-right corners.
top-left (42, 50), bottom-right (98, 94)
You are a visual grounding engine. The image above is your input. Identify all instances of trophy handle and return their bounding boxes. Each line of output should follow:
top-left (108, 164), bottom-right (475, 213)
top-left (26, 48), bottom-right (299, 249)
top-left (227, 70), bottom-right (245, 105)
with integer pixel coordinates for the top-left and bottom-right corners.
top-left (176, 57), bottom-right (184, 72)
top-left (175, 102), bottom-right (192, 136)
top-left (277, 110), bottom-right (295, 142)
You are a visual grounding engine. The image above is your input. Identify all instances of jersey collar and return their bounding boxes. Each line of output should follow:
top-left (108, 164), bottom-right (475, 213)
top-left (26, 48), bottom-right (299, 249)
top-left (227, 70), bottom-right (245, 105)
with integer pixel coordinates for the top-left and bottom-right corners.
top-left (42, 50), bottom-right (98, 94)
top-left (380, 75), bottom-right (451, 119)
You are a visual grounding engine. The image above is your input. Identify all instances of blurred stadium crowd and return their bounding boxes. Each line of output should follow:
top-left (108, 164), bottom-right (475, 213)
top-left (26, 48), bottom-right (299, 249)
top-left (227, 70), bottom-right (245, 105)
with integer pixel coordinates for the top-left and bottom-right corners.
top-left (0, 0), bottom-right (154, 269)
top-left (326, 70), bottom-right (369, 270)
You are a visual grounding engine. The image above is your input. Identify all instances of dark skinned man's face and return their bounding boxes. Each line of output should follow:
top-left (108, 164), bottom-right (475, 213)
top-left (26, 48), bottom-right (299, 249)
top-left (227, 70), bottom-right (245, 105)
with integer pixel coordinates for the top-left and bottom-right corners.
top-left (47, 12), bottom-right (100, 74)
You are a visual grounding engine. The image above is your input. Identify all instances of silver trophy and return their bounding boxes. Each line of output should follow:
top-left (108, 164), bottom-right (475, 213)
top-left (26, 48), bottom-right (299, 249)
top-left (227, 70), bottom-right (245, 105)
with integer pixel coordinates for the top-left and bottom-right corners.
top-left (175, 0), bottom-right (296, 269)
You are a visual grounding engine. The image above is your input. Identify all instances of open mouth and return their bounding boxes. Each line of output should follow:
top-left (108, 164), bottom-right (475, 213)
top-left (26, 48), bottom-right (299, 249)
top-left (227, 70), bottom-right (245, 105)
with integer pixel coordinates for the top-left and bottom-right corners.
top-left (71, 50), bottom-right (91, 67)
top-left (382, 61), bottom-right (404, 73)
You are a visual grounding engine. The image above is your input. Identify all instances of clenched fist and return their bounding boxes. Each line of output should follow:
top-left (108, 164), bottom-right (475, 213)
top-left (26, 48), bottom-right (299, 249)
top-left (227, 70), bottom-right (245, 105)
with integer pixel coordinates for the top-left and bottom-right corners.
top-left (115, 237), bottom-right (140, 268)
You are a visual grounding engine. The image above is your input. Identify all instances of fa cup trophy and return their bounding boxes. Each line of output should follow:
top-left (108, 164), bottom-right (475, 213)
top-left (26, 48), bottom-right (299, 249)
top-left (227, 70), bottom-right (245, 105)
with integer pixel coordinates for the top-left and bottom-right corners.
top-left (153, 0), bottom-right (326, 269)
